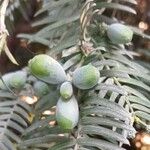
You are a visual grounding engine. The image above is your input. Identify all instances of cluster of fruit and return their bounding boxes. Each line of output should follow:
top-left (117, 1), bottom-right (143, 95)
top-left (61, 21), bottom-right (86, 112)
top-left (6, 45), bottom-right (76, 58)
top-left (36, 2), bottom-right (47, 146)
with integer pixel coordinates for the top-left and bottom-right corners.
top-left (29, 54), bottom-right (100, 129)
top-left (28, 23), bottom-right (133, 129)
top-left (0, 23), bottom-right (133, 130)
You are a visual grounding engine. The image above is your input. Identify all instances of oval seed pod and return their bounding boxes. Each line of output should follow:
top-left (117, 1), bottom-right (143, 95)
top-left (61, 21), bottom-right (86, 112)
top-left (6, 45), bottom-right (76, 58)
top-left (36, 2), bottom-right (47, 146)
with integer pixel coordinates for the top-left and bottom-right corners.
top-left (60, 81), bottom-right (73, 100)
top-left (28, 54), bottom-right (67, 84)
top-left (72, 64), bottom-right (100, 90)
top-left (107, 23), bottom-right (133, 44)
top-left (0, 73), bottom-right (13, 90)
top-left (56, 96), bottom-right (79, 129)
top-left (34, 81), bottom-right (50, 97)
top-left (0, 70), bottom-right (27, 90)
top-left (9, 70), bottom-right (27, 89)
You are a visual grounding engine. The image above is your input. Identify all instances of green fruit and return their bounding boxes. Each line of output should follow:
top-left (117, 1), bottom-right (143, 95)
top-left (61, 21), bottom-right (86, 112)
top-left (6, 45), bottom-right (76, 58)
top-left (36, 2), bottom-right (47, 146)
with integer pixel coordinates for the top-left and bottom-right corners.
top-left (107, 23), bottom-right (133, 44)
top-left (0, 73), bottom-right (13, 90)
top-left (0, 71), bottom-right (27, 90)
top-left (28, 54), bottom-right (67, 84)
top-left (72, 64), bottom-right (100, 90)
top-left (34, 81), bottom-right (50, 97)
top-left (9, 71), bottom-right (27, 89)
top-left (60, 81), bottom-right (73, 100)
top-left (56, 96), bottom-right (79, 129)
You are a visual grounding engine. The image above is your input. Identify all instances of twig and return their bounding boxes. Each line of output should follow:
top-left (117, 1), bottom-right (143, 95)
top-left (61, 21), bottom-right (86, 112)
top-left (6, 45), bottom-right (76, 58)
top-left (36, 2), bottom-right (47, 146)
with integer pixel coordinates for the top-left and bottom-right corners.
top-left (0, 0), bottom-right (9, 53)
top-left (0, 0), bottom-right (18, 65)
top-left (0, 0), bottom-right (9, 34)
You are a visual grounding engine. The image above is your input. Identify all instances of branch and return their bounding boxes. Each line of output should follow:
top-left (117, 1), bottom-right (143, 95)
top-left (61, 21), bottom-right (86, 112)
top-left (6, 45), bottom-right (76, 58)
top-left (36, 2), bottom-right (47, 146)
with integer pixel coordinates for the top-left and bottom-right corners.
top-left (0, 0), bottom-right (18, 65)
top-left (0, 0), bottom-right (9, 33)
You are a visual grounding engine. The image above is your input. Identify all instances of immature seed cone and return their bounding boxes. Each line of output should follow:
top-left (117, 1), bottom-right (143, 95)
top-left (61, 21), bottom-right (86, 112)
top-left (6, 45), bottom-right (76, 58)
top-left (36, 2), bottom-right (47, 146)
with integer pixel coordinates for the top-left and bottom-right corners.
top-left (33, 81), bottom-right (50, 97)
top-left (60, 81), bottom-right (73, 100)
top-left (72, 64), bottom-right (100, 90)
top-left (28, 54), bottom-right (67, 84)
top-left (9, 71), bottom-right (27, 89)
top-left (0, 73), bottom-right (13, 90)
top-left (0, 70), bottom-right (27, 90)
top-left (56, 96), bottom-right (79, 129)
top-left (107, 23), bottom-right (133, 44)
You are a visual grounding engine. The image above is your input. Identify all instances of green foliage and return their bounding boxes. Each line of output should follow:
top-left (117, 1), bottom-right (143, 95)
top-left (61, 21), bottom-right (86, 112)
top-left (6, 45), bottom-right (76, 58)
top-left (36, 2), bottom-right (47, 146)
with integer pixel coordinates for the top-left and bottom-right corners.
top-left (0, 73), bottom-right (13, 90)
top-left (0, 90), bottom-right (32, 150)
top-left (18, 0), bottom-right (82, 54)
top-left (4, 0), bottom-right (32, 33)
top-left (0, 0), bottom-right (150, 150)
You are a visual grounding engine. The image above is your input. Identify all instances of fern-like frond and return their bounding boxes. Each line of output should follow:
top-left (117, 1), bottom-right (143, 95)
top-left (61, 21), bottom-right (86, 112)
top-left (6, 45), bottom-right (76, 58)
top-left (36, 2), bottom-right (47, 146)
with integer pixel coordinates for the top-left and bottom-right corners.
top-left (5, 0), bottom-right (26, 20)
top-left (17, 0), bottom-right (139, 56)
top-left (1, 0), bottom-right (32, 32)
top-left (15, 1), bottom-right (150, 150)
top-left (18, 0), bottom-right (82, 56)
top-left (0, 94), bottom-right (32, 150)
